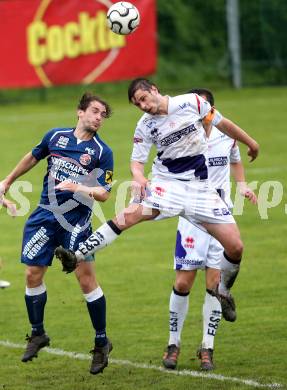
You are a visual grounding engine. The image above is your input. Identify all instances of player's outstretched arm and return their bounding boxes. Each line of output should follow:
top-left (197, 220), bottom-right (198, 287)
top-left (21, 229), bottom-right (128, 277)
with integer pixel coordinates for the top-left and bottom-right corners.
top-left (55, 182), bottom-right (110, 202)
top-left (216, 118), bottom-right (259, 162)
top-left (0, 152), bottom-right (39, 195)
top-left (231, 161), bottom-right (257, 204)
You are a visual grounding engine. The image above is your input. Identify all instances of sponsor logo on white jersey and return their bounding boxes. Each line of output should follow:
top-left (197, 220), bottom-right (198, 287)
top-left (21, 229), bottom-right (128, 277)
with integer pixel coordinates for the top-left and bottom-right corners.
top-left (208, 156), bottom-right (228, 166)
top-left (151, 128), bottom-right (161, 142)
top-left (160, 124), bottom-right (197, 147)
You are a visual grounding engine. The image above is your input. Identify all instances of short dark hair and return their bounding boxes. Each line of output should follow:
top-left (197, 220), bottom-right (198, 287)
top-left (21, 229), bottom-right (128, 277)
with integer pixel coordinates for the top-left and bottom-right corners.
top-left (128, 78), bottom-right (159, 102)
top-left (77, 92), bottom-right (112, 118)
top-left (188, 88), bottom-right (214, 106)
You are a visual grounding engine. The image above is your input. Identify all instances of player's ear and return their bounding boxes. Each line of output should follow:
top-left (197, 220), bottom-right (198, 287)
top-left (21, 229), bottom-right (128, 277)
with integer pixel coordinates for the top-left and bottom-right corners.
top-left (151, 85), bottom-right (159, 94)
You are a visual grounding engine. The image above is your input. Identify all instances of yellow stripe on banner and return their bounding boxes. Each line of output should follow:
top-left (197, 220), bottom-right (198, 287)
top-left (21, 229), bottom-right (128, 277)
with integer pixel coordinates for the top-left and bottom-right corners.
top-left (82, 49), bottom-right (120, 84)
top-left (34, 0), bottom-right (52, 21)
top-left (97, 0), bottom-right (113, 7)
top-left (33, 0), bottom-right (53, 87)
top-left (35, 66), bottom-right (53, 87)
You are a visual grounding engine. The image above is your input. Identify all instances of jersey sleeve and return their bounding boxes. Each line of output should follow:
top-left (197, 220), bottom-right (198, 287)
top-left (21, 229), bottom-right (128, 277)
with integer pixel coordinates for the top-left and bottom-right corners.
top-left (190, 94), bottom-right (222, 126)
top-left (31, 129), bottom-right (54, 160)
top-left (97, 147), bottom-right (114, 191)
top-left (189, 93), bottom-right (222, 125)
top-left (202, 108), bottom-right (223, 127)
top-left (191, 93), bottom-right (212, 119)
top-left (130, 123), bottom-right (153, 163)
top-left (230, 141), bottom-right (241, 163)
top-left (211, 109), bottom-right (223, 126)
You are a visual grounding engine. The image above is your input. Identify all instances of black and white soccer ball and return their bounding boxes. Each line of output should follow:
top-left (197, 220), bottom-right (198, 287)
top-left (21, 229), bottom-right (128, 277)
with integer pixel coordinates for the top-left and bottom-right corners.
top-left (107, 2), bottom-right (140, 35)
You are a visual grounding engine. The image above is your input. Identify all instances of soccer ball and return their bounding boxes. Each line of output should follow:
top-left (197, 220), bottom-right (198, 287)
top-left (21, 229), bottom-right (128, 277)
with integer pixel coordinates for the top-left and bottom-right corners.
top-left (107, 2), bottom-right (140, 35)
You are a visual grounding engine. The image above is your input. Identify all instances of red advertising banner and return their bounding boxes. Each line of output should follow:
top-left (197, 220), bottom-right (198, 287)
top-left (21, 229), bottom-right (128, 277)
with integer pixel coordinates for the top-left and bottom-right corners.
top-left (0, 0), bottom-right (157, 88)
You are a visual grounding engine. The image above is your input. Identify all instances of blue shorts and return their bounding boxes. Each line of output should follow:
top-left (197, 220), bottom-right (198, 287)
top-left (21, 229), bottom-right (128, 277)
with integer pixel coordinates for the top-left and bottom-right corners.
top-left (21, 206), bottom-right (94, 266)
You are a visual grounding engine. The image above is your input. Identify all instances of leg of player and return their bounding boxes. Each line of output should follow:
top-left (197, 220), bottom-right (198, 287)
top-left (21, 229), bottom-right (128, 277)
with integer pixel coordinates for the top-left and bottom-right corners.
top-left (22, 265), bottom-right (50, 362)
top-left (197, 267), bottom-right (222, 371)
top-left (162, 270), bottom-right (197, 370)
top-left (74, 261), bottom-right (112, 375)
top-left (201, 222), bottom-right (243, 322)
top-left (55, 204), bottom-right (159, 273)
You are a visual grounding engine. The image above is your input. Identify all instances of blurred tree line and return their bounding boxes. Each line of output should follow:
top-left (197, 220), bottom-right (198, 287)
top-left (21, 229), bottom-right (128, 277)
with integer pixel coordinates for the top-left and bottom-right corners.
top-left (156, 0), bottom-right (287, 88)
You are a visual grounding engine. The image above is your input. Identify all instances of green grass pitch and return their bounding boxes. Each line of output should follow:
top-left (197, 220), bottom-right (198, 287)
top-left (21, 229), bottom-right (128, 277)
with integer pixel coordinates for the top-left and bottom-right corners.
top-left (0, 87), bottom-right (286, 390)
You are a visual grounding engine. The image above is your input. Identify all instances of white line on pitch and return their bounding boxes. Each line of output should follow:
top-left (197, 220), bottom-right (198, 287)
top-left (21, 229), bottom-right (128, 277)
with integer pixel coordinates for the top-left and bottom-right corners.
top-left (246, 167), bottom-right (286, 175)
top-left (0, 340), bottom-right (282, 389)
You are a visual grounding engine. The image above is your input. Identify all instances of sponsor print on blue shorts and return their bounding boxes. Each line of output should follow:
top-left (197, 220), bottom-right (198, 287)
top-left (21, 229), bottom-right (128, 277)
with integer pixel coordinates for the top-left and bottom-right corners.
top-left (21, 206), bottom-right (93, 266)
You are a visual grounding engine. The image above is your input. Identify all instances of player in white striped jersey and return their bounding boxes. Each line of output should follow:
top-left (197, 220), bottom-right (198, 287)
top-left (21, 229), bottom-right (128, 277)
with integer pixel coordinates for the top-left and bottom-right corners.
top-left (162, 89), bottom-right (257, 371)
top-left (55, 79), bottom-right (259, 337)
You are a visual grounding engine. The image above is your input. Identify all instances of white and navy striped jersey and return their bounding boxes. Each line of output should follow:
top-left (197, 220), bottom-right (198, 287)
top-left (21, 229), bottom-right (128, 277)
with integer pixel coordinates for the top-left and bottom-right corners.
top-left (131, 93), bottom-right (222, 181)
top-left (207, 126), bottom-right (241, 208)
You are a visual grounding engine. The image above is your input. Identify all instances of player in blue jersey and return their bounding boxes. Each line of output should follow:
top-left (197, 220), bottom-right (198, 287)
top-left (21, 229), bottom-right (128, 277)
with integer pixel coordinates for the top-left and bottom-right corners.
top-left (0, 93), bottom-right (114, 375)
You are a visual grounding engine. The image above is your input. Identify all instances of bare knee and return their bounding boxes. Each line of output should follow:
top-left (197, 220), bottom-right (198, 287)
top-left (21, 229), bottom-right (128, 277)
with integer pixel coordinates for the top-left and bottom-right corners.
top-left (174, 271), bottom-right (196, 293)
top-left (120, 212), bottom-right (140, 228)
top-left (115, 204), bottom-right (156, 230)
top-left (115, 205), bottom-right (143, 229)
top-left (75, 263), bottom-right (97, 293)
top-left (25, 266), bottom-right (45, 287)
top-left (79, 277), bottom-right (95, 293)
top-left (228, 239), bottom-right (244, 260)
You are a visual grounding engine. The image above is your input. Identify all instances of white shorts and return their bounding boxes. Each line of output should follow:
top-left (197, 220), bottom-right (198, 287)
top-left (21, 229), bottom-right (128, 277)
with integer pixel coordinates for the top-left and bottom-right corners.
top-left (174, 217), bottom-right (223, 271)
top-left (142, 177), bottom-right (235, 225)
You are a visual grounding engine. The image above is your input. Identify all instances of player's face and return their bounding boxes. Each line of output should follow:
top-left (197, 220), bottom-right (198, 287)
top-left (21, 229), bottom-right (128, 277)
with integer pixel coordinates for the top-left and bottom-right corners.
top-left (78, 101), bottom-right (107, 133)
top-left (131, 87), bottom-right (162, 115)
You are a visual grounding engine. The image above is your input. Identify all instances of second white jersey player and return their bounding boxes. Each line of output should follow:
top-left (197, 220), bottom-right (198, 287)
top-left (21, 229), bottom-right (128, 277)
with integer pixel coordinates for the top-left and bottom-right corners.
top-left (175, 126), bottom-right (241, 271)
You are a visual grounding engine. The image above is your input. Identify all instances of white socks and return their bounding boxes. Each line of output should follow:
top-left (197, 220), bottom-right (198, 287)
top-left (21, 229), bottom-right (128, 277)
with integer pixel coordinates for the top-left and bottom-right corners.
top-left (83, 286), bottom-right (104, 302)
top-left (219, 253), bottom-right (240, 296)
top-left (202, 291), bottom-right (222, 350)
top-left (76, 222), bottom-right (121, 259)
top-left (168, 289), bottom-right (189, 347)
top-left (25, 283), bottom-right (46, 296)
top-left (167, 288), bottom-right (222, 351)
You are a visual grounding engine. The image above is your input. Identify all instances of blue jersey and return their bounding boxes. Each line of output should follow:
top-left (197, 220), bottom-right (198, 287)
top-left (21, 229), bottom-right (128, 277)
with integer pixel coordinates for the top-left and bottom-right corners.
top-left (32, 127), bottom-right (114, 215)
